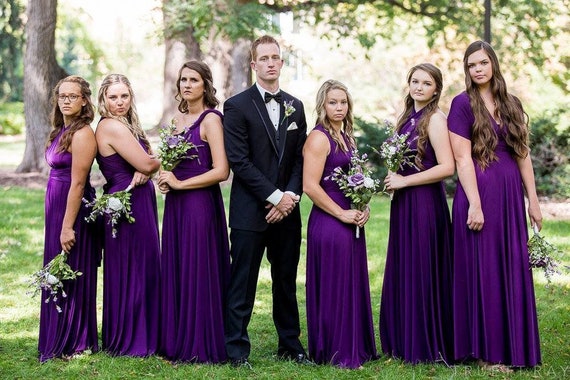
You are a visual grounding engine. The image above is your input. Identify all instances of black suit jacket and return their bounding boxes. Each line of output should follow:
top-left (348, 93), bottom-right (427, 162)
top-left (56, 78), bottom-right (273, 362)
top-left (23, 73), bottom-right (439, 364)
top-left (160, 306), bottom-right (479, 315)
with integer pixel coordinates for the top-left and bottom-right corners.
top-left (223, 85), bottom-right (307, 232)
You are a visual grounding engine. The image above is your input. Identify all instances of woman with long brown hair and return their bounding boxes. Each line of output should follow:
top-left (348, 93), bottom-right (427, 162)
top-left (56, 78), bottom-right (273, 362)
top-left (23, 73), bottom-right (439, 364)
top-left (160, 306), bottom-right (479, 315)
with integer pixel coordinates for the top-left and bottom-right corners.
top-left (380, 63), bottom-right (455, 364)
top-left (39, 75), bottom-right (100, 361)
top-left (449, 41), bottom-right (542, 372)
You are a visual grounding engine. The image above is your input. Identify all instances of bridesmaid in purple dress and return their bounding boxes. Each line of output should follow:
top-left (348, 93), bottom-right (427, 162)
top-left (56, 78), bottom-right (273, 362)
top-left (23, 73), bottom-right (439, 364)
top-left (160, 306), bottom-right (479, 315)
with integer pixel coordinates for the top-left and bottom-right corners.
top-left (95, 74), bottom-right (161, 357)
top-left (39, 76), bottom-right (100, 361)
top-left (156, 61), bottom-right (230, 363)
top-left (303, 80), bottom-right (376, 369)
top-left (380, 63), bottom-right (455, 364)
top-left (449, 41), bottom-right (542, 372)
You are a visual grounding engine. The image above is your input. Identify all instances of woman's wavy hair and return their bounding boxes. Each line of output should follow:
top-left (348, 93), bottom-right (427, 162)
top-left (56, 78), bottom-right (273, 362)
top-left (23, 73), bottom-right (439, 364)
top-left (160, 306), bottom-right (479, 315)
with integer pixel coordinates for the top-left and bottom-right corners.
top-left (463, 40), bottom-right (529, 169)
top-left (47, 75), bottom-right (95, 153)
top-left (97, 74), bottom-right (151, 152)
top-left (175, 60), bottom-right (219, 113)
top-left (396, 63), bottom-right (443, 169)
top-left (315, 79), bottom-right (355, 152)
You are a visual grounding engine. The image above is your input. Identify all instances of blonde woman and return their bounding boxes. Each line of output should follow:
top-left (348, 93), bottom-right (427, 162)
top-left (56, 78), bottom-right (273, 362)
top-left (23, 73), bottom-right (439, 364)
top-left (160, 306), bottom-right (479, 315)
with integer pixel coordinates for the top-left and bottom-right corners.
top-left (95, 74), bottom-right (161, 357)
top-left (303, 79), bottom-right (376, 368)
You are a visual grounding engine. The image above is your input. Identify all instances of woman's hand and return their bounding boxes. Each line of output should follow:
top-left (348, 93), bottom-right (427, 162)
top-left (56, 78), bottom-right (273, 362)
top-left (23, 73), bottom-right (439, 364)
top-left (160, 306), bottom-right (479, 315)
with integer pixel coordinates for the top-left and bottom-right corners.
top-left (60, 227), bottom-right (76, 253)
top-left (466, 204), bottom-right (484, 231)
top-left (356, 207), bottom-right (370, 228)
top-left (157, 170), bottom-right (179, 191)
top-left (338, 209), bottom-right (362, 225)
top-left (130, 171), bottom-right (150, 188)
top-left (383, 172), bottom-right (407, 191)
top-left (528, 201), bottom-right (543, 232)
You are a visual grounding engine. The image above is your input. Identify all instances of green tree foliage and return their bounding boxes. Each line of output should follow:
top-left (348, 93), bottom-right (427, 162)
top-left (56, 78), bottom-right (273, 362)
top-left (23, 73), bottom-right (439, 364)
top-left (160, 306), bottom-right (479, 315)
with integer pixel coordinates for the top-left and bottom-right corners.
top-left (164, 0), bottom-right (568, 93)
top-left (0, 0), bottom-right (25, 102)
top-left (163, 0), bottom-right (277, 43)
top-left (55, 5), bottom-right (107, 86)
top-left (530, 108), bottom-right (570, 198)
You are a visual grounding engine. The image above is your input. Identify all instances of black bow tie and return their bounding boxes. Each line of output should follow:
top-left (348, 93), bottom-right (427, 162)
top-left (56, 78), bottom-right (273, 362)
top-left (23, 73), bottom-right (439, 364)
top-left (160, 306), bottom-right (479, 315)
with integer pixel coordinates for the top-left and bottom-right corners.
top-left (264, 92), bottom-right (282, 103)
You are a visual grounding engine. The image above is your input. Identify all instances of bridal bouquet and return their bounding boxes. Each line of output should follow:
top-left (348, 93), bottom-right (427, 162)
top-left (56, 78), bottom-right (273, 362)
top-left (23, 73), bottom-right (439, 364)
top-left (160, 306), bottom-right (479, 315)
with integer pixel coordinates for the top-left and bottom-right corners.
top-left (29, 251), bottom-right (82, 313)
top-left (528, 225), bottom-right (565, 284)
top-left (157, 119), bottom-right (198, 171)
top-left (84, 185), bottom-right (134, 238)
top-left (326, 150), bottom-right (382, 238)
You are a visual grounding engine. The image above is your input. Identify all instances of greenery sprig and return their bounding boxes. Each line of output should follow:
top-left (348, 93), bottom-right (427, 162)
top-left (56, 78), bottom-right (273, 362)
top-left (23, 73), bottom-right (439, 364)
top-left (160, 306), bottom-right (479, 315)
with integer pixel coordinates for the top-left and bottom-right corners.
top-left (84, 185), bottom-right (135, 238)
top-left (28, 251), bottom-right (82, 313)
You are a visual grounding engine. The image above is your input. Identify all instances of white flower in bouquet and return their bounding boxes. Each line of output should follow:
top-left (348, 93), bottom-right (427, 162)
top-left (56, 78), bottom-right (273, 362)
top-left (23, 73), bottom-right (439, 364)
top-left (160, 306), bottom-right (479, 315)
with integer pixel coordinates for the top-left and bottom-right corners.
top-left (45, 273), bottom-right (60, 285)
top-left (84, 185), bottom-right (135, 238)
top-left (107, 196), bottom-right (124, 212)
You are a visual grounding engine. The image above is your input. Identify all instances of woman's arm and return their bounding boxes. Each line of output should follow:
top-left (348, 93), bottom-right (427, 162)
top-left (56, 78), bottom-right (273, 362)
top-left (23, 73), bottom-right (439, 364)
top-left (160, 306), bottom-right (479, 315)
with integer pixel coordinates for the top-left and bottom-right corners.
top-left (158, 112), bottom-right (229, 190)
top-left (302, 130), bottom-right (361, 225)
top-left (384, 111), bottom-right (455, 190)
top-left (60, 126), bottom-right (97, 253)
top-left (450, 131), bottom-right (484, 231)
top-left (517, 152), bottom-right (543, 231)
top-left (96, 118), bottom-right (160, 176)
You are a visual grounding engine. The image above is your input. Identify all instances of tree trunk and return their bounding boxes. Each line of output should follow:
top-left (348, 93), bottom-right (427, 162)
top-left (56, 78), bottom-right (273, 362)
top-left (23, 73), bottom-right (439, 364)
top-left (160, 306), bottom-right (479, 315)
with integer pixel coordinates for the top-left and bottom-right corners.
top-left (18, 0), bottom-right (66, 173)
top-left (155, 0), bottom-right (202, 130)
top-left (207, 37), bottom-right (251, 99)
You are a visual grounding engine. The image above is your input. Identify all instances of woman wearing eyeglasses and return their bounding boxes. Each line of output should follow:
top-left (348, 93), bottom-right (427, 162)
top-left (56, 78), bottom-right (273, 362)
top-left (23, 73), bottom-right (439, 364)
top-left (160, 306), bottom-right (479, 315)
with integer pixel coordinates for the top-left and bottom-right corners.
top-left (39, 75), bottom-right (101, 361)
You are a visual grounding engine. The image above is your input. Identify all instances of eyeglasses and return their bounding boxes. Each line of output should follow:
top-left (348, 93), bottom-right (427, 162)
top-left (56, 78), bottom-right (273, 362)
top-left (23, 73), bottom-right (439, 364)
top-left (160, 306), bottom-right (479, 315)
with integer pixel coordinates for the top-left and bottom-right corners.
top-left (58, 94), bottom-right (82, 102)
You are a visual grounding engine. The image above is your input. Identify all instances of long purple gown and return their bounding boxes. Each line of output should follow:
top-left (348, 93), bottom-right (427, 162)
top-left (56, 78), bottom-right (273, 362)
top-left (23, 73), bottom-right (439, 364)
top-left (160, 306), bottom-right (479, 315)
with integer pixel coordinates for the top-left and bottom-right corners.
top-left (97, 138), bottom-right (160, 357)
top-left (39, 127), bottom-right (100, 362)
top-left (448, 92), bottom-right (541, 367)
top-left (306, 125), bottom-right (377, 369)
top-left (159, 109), bottom-right (230, 363)
top-left (379, 108), bottom-right (453, 364)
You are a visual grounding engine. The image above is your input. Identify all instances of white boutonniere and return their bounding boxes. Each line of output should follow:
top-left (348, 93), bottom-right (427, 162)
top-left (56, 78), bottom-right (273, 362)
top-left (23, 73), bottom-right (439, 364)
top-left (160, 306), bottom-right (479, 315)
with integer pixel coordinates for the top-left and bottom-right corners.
top-left (280, 100), bottom-right (296, 125)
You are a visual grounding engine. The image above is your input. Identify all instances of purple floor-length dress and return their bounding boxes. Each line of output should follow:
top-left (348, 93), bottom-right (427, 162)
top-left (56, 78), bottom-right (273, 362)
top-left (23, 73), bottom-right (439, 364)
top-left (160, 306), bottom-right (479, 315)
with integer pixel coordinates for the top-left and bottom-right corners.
top-left (159, 109), bottom-right (230, 363)
top-left (39, 127), bottom-right (100, 362)
top-left (97, 139), bottom-right (160, 357)
top-left (306, 125), bottom-right (377, 369)
top-left (448, 92), bottom-right (541, 367)
top-left (379, 108), bottom-right (453, 364)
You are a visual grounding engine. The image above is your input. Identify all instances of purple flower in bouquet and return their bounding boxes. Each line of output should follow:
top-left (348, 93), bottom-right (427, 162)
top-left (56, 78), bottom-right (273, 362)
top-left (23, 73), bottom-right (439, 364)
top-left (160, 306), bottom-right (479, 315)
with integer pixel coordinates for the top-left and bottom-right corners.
top-left (326, 150), bottom-right (382, 238)
top-left (158, 119), bottom-right (199, 171)
top-left (348, 173), bottom-right (365, 187)
top-left (166, 135), bottom-right (182, 149)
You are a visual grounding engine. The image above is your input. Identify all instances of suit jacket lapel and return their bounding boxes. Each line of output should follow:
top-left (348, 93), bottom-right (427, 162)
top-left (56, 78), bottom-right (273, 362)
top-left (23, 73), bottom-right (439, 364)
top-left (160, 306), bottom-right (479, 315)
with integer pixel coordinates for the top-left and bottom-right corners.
top-left (250, 89), bottom-right (279, 155)
top-left (276, 98), bottom-right (289, 164)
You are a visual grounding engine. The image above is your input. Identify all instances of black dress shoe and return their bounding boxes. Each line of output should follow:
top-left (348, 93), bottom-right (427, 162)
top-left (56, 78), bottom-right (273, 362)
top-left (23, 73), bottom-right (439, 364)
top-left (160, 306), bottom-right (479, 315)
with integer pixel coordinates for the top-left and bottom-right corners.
top-left (229, 357), bottom-right (252, 369)
top-left (278, 352), bottom-right (315, 365)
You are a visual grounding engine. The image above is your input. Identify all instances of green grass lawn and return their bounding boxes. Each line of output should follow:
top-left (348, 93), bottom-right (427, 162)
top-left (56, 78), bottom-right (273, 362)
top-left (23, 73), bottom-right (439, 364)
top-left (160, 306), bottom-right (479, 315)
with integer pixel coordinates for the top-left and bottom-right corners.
top-left (0, 185), bottom-right (569, 379)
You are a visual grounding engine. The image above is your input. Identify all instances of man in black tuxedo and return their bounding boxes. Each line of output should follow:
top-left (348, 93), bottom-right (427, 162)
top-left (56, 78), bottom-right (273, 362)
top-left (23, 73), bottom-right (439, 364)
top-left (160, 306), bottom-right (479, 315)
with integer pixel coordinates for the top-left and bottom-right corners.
top-left (223, 35), bottom-right (309, 367)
